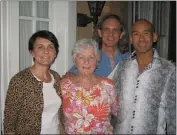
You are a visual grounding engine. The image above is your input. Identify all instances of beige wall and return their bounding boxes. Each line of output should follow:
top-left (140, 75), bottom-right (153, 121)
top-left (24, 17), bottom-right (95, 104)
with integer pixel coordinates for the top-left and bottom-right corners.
top-left (77, 1), bottom-right (129, 40)
top-left (77, 2), bottom-right (93, 40)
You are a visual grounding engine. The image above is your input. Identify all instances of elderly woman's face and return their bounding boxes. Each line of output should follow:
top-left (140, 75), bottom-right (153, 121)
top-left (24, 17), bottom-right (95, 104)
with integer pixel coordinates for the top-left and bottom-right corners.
top-left (31, 37), bottom-right (56, 67)
top-left (75, 47), bottom-right (97, 75)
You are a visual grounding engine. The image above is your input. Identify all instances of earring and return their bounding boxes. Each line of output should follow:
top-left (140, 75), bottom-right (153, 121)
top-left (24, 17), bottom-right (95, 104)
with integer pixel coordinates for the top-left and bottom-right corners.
top-left (33, 57), bottom-right (35, 61)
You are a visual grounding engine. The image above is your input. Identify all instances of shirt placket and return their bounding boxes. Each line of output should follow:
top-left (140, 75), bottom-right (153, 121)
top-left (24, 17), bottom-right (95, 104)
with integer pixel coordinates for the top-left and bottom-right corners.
top-left (129, 79), bottom-right (140, 134)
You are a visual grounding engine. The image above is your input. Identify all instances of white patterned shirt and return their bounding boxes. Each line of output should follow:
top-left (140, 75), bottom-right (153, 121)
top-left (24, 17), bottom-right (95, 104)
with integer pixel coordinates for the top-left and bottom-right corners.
top-left (112, 50), bottom-right (176, 134)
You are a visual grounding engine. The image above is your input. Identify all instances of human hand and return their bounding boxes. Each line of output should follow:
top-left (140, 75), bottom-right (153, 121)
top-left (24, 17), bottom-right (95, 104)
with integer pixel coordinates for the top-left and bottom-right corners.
top-left (61, 72), bottom-right (76, 79)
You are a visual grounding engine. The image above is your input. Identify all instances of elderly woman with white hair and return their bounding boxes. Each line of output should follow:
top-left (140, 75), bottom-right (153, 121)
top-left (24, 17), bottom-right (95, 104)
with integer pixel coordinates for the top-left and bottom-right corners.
top-left (60, 38), bottom-right (118, 134)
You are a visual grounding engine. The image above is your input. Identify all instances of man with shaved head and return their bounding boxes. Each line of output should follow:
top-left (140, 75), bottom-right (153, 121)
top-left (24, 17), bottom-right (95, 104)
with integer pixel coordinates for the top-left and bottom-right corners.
top-left (112, 19), bottom-right (176, 134)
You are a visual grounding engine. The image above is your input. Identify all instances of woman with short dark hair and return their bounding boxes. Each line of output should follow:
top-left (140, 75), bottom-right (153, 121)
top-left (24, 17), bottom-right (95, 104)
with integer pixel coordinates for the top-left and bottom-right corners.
top-left (4, 30), bottom-right (64, 134)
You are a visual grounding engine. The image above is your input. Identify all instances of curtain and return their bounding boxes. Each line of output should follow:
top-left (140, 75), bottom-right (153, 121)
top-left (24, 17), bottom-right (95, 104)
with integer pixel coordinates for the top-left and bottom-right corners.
top-left (153, 1), bottom-right (170, 59)
top-left (132, 1), bottom-right (170, 59)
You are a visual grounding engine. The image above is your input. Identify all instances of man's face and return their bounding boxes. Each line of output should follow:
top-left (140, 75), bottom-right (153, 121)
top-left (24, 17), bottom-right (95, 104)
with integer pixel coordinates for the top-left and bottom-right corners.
top-left (130, 20), bottom-right (157, 54)
top-left (98, 18), bottom-right (122, 48)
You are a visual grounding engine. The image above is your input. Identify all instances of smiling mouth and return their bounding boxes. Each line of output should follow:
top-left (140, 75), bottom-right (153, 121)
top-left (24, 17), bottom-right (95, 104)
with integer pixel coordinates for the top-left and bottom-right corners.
top-left (42, 57), bottom-right (49, 59)
top-left (83, 67), bottom-right (91, 69)
top-left (138, 44), bottom-right (147, 47)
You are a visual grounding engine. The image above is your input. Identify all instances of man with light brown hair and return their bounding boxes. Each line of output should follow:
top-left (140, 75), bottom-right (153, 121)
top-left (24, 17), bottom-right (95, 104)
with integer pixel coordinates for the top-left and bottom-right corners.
top-left (66, 14), bottom-right (130, 77)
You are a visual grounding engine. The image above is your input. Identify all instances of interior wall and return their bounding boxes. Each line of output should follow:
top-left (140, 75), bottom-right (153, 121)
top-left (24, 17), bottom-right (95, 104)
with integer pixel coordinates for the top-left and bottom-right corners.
top-left (76, 1), bottom-right (129, 40)
top-left (76, 1), bottom-right (92, 40)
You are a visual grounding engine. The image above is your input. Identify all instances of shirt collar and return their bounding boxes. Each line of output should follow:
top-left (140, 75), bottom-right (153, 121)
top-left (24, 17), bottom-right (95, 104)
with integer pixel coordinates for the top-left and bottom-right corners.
top-left (131, 48), bottom-right (160, 74)
top-left (131, 48), bottom-right (159, 60)
top-left (101, 49), bottom-right (121, 57)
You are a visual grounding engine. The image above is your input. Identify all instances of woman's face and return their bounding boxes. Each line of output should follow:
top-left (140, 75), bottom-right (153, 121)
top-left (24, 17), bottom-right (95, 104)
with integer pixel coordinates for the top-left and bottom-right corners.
top-left (31, 37), bottom-right (56, 67)
top-left (75, 47), bottom-right (98, 76)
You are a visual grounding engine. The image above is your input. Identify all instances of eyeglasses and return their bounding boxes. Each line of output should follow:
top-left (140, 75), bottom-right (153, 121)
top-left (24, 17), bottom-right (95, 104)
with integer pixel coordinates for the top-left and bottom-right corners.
top-left (102, 27), bottom-right (121, 34)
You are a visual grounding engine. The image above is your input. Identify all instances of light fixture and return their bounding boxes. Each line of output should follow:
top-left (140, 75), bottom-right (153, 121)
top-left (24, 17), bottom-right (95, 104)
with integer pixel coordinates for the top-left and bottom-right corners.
top-left (88, 1), bottom-right (105, 26)
top-left (77, 13), bottom-right (93, 27)
top-left (77, 1), bottom-right (105, 27)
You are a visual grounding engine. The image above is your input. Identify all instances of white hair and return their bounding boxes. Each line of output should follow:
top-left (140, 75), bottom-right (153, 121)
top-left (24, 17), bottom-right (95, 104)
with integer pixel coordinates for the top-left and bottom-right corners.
top-left (72, 38), bottom-right (101, 61)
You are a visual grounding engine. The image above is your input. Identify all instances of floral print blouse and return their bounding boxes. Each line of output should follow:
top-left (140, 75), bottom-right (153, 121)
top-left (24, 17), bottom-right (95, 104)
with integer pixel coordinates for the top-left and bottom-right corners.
top-left (60, 78), bottom-right (118, 134)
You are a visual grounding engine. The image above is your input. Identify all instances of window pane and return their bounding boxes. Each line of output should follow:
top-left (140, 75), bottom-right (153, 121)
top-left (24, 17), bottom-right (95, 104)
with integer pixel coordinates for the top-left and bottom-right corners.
top-left (19, 1), bottom-right (33, 17)
top-left (36, 21), bottom-right (49, 31)
top-left (19, 20), bottom-right (33, 71)
top-left (36, 1), bottom-right (49, 18)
